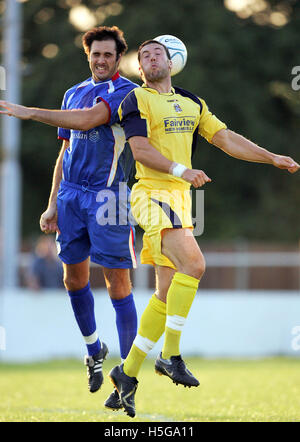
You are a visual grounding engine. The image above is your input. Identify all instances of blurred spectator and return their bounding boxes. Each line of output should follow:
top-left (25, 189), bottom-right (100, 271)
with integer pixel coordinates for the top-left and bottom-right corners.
top-left (25, 236), bottom-right (63, 290)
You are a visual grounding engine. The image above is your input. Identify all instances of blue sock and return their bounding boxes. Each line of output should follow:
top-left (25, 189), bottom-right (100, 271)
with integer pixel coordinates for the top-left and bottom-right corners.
top-left (68, 282), bottom-right (101, 356)
top-left (111, 293), bottom-right (137, 361)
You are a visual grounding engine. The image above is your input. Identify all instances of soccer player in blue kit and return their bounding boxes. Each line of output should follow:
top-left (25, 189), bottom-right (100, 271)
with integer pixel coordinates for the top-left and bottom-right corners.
top-left (0, 26), bottom-right (138, 410)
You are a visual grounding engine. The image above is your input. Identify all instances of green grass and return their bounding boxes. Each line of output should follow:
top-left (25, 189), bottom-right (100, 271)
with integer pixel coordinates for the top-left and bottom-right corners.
top-left (0, 357), bottom-right (299, 422)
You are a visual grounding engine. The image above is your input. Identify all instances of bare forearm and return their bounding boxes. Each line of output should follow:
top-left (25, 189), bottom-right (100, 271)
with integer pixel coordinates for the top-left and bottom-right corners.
top-left (214, 129), bottom-right (276, 164)
top-left (129, 137), bottom-right (173, 173)
top-left (29, 108), bottom-right (93, 131)
top-left (212, 128), bottom-right (299, 173)
top-left (0, 100), bottom-right (109, 130)
top-left (129, 136), bottom-right (211, 187)
top-left (48, 141), bottom-right (68, 207)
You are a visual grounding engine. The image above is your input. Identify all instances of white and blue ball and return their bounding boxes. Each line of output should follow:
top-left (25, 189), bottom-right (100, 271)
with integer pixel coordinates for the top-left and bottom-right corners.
top-left (154, 34), bottom-right (187, 76)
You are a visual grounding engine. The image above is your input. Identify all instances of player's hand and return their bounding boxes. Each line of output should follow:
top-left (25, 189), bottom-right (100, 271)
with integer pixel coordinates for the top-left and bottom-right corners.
top-left (272, 155), bottom-right (300, 173)
top-left (0, 100), bottom-right (31, 120)
top-left (181, 169), bottom-right (212, 188)
top-left (40, 205), bottom-right (59, 234)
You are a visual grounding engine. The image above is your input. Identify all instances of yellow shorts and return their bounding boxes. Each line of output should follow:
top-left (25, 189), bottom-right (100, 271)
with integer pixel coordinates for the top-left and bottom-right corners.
top-left (130, 180), bottom-right (193, 268)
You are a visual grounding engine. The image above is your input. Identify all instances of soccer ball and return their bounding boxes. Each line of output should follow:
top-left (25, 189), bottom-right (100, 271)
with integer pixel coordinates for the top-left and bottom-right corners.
top-left (154, 34), bottom-right (187, 76)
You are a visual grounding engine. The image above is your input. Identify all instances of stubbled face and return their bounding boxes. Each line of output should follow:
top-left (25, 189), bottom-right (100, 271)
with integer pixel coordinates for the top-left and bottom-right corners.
top-left (88, 39), bottom-right (120, 82)
top-left (139, 43), bottom-right (172, 82)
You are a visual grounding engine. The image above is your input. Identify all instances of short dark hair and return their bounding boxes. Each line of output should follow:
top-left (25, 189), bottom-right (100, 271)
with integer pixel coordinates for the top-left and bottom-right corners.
top-left (82, 25), bottom-right (128, 58)
top-left (137, 40), bottom-right (171, 61)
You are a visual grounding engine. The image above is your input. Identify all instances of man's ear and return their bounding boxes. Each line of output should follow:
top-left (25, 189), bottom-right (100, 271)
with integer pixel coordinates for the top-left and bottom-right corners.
top-left (139, 66), bottom-right (145, 82)
top-left (114, 53), bottom-right (122, 72)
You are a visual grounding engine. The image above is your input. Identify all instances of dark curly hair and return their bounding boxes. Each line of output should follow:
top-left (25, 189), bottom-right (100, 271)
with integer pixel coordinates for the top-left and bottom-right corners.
top-left (82, 25), bottom-right (128, 59)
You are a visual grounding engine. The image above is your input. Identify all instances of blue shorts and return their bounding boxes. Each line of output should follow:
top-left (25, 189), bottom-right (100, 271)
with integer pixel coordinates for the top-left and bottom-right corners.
top-left (56, 180), bottom-right (137, 268)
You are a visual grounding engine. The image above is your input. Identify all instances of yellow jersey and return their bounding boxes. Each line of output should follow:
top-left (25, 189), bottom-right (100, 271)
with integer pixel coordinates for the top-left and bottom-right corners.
top-left (118, 85), bottom-right (227, 189)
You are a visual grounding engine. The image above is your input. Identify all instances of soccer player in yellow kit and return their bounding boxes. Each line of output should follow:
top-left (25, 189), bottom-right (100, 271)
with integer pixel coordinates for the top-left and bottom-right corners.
top-left (108, 39), bottom-right (299, 418)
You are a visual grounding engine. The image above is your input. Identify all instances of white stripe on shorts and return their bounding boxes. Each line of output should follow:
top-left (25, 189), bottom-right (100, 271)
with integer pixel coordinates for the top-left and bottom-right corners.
top-left (129, 227), bottom-right (137, 269)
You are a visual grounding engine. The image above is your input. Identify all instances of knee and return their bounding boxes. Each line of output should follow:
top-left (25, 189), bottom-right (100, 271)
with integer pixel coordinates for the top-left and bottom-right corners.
top-left (109, 279), bottom-right (132, 299)
top-left (179, 253), bottom-right (206, 280)
top-left (63, 275), bottom-right (88, 292)
top-left (189, 256), bottom-right (206, 280)
top-left (105, 270), bottom-right (132, 299)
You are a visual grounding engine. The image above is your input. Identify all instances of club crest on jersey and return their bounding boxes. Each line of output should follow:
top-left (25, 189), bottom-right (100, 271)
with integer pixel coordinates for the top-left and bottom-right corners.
top-left (89, 129), bottom-right (100, 143)
top-left (174, 103), bottom-right (183, 113)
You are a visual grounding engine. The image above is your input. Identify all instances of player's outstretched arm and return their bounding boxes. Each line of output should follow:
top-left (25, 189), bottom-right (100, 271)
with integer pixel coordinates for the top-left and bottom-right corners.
top-left (0, 100), bottom-right (109, 131)
top-left (40, 140), bottom-right (69, 234)
top-left (212, 129), bottom-right (299, 173)
top-left (129, 136), bottom-right (211, 188)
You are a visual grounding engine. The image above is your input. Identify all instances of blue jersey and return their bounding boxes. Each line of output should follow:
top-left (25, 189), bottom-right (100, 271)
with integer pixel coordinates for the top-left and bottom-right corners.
top-left (58, 72), bottom-right (137, 188)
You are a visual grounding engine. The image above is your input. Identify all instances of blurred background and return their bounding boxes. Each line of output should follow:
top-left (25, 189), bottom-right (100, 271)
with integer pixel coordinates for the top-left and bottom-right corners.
top-left (0, 0), bottom-right (299, 362)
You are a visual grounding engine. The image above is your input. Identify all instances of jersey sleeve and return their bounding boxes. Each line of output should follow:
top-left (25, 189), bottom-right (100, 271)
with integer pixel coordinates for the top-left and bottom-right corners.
top-left (57, 91), bottom-right (71, 141)
top-left (198, 98), bottom-right (227, 143)
top-left (118, 89), bottom-right (150, 140)
top-left (95, 85), bottom-right (137, 126)
top-left (94, 95), bottom-right (112, 125)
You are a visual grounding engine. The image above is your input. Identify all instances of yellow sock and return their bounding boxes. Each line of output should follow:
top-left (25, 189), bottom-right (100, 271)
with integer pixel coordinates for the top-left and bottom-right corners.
top-left (162, 272), bottom-right (199, 360)
top-left (123, 293), bottom-right (166, 378)
top-left (122, 345), bottom-right (147, 379)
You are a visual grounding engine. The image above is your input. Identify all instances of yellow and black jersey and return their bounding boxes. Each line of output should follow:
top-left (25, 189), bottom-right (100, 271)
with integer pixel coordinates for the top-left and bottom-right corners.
top-left (118, 84), bottom-right (227, 189)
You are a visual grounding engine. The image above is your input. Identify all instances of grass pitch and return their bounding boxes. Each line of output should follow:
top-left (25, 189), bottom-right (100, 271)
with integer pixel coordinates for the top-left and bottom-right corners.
top-left (0, 357), bottom-right (299, 422)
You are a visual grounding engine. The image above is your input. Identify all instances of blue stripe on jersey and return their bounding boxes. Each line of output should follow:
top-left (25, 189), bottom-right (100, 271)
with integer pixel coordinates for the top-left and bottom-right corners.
top-left (120, 90), bottom-right (148, 140)
top-left (58, 74), bottom-right (138, 188)
top-left (173, 87), bottom-right (202, 158)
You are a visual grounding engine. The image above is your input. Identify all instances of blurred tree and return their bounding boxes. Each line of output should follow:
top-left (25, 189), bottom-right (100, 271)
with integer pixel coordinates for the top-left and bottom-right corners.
top-left (0, 0), bottom-right (299, 241)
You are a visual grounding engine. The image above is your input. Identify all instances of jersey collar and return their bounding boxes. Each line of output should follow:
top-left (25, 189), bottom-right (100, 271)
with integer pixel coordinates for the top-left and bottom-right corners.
top-left (111, 71), bottom-right (120, 81)
top-left (91, 71), bottom-right (120, 86)
top-left (142, 83), bottom-right (175, 96)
